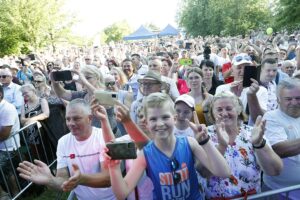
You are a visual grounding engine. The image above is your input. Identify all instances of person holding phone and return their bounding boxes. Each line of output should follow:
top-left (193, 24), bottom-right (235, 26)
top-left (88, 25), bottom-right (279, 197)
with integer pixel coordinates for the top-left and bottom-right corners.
top-left (104, 93), bottom-right (231, 200)
top-left (215, 53), bottom-right (268, 125)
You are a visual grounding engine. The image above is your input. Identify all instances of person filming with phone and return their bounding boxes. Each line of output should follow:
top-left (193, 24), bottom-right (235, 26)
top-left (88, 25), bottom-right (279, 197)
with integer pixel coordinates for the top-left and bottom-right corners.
top-left (215, 53), bottom-right (268, 124)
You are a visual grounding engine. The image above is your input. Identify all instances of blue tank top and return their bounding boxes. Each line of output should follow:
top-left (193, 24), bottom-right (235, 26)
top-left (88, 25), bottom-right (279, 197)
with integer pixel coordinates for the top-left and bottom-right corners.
top-left (143, 136), bottom-right (202, 200)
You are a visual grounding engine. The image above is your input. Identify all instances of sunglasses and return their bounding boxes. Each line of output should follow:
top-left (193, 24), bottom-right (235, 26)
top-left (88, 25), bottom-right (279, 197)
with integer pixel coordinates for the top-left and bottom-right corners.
top-left (170, 158), bottom-right (181, 184)
top-left (0, 75), bottom-right (10, 79)
top-left (105, 81), bottom-right (116, 87)
top-left (233, 55), bottom-right (252, 62)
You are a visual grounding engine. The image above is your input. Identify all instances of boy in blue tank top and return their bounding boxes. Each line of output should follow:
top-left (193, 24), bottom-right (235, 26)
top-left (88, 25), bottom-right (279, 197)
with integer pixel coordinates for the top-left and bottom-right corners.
top-left (104, 93), bottom-right (231, 200)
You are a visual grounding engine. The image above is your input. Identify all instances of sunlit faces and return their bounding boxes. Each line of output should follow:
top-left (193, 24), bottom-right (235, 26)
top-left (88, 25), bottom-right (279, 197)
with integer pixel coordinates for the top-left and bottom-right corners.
top-left (66, 105), bottom-right (92, 140)
top-left (110, 69), bottom-right (121, 83)
top-left (32, 76), bottom-right (44, 86)
top-left (0, 69), bottom-right (13, 85)
top-left (122, 61), bottom-right (134, 77)
top-left (278, 87), bottom-right (300, 118)
top-left (187, 72), bottom-right (203, 89)
top-left (161, 61), bottom-right (171, 76)
top-left (21, 88), bottom-right (35, 102)
top-left (201, 65), bottom-right (214, 79)
top-left (146, 103), bottom-right (176, 140)
top-left (212, 97), bottom-right (240, 127)
top-left (175, 102), bottom-right (193, 122)
top-left (104, 76), bottom-right (117, 92)
top-left (148, 59), bottom-right (162, 73)
top-left (131, 56), bottom-right (140, 67)
top-left (260, 63), bottom-right (278, 83)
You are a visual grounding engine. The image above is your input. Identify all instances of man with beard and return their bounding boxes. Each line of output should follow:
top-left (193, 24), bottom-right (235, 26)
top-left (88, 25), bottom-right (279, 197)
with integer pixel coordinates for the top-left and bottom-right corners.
top-left (121, 59), bottom-right (140, 100)
top-left (263, 77), bottom-right (300, 199)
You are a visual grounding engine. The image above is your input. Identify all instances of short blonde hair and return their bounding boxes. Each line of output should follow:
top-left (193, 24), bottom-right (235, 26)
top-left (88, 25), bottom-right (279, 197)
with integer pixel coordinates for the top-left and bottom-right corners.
top-left (20, 84), bottom-right (36, 93)
top-left (81, 65), bottom-right (104, 88)
top-left (143, 93), bottom-right (175, 118)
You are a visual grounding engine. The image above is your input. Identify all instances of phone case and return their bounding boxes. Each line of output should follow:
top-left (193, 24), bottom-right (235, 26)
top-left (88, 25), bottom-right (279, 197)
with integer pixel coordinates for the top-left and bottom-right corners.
top-left (94, 91), bottom-right (118, 106)
top-left (106, 141), bottom-right (137, 160)
top-left (52, 71), bottom-right (72, 81)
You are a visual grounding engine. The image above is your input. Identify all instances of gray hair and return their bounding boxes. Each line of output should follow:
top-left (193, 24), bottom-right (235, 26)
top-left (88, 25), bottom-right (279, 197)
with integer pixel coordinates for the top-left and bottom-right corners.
top-left (67, 98), bottom-right (91, 115)
top-left (20, 84), bottom-right (36, 93)
top-left (276, 77), bottom-right (300, 97)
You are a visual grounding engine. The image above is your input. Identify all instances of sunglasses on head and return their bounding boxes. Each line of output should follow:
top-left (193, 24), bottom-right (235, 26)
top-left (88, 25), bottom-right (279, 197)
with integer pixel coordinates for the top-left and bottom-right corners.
top-left (105, 81), bottom-right (116, 87)
top-left (234, 55), bottom-right (251, 62)
top-left (0, 75), bottom-right (10, 79)
top-left (170, 158), bottom-right (181, 184)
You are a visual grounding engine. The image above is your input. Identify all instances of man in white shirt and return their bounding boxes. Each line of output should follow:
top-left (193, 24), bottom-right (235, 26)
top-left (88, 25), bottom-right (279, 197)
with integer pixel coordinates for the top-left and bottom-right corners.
top-left (0, 68), bottom-right (23, 114)
top-left (131, 53), bottom-right (148, 76)
top-left (18, 99), bottom-right (116, 200)
top-left (215, 53), bottom-right (268, 124)
top-left (263, 78), bottom-right (300, 200)
top-left (0, 84), bottom-right (20, 198)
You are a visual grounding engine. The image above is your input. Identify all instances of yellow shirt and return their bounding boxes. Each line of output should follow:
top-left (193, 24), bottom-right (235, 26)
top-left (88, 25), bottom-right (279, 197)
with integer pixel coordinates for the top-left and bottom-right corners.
top-left (195, 103), bottom-right (207, 125)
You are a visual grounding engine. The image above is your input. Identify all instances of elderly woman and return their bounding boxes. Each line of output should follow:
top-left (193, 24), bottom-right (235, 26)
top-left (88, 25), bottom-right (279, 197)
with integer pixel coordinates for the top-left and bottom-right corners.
top-left (204, 91), bottom-right (283, 199)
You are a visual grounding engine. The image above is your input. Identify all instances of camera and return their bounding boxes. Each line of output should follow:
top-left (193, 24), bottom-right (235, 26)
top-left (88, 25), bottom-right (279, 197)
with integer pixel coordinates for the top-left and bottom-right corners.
top-left (106, 141), bottom-right (137, 160)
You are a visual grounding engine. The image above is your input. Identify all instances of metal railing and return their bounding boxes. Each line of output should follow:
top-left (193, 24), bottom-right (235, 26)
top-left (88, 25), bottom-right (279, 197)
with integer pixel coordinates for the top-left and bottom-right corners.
top-left (0, 122), bottom-right (57, 200)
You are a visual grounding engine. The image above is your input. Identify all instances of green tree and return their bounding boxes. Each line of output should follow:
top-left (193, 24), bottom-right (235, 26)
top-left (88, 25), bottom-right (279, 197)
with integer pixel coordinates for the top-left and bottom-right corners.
top-left (274, 0), bottom-right (300, 31)
top-left (103, 21), bottom-right (131, 43)
top-left (0, 0), bottom-right (76, 56)
top-left (178, 0), bottom-right (271, 37)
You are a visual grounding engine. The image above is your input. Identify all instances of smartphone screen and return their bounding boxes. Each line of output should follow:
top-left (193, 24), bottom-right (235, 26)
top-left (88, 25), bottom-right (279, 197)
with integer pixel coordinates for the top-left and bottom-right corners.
top-left (243, 65), bottom-right (259, 87)
top-left (94, 91), bottom-right (118, 106)
top-left (52, 70), bottom-right (72, 81)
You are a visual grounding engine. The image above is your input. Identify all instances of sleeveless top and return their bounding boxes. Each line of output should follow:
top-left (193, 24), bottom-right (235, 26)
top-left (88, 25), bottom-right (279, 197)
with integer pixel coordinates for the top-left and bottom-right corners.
top-left (143, 136), bottom-right (202, 200)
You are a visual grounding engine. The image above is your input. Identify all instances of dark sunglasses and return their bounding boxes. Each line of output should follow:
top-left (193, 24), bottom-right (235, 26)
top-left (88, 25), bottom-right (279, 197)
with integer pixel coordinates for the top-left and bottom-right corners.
top-left (0, 75), bottom-right (10, 79)
top-left (105, 81), bottom-right (116, 87)
top-left (170, 158), bottom-right (181, 184)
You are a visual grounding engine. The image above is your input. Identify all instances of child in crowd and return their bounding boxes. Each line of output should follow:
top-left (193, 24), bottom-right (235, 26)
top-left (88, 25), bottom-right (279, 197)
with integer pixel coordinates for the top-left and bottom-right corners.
top-left (174, 94), bottom-right (195, 138)
top-left (104, 92), bottom-right (231, 200)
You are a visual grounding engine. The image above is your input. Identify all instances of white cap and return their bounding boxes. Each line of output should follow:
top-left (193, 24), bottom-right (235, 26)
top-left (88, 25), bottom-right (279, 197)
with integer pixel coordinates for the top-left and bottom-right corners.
top-left (175, 94), bottom-right (195, 108)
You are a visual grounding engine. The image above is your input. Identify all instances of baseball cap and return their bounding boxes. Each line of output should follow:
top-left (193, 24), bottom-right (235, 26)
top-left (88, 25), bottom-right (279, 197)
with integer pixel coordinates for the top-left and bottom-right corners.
top-left (232, 53), bottom-right (252, 66)
top-left (175, 94), bottom-right (195, 109)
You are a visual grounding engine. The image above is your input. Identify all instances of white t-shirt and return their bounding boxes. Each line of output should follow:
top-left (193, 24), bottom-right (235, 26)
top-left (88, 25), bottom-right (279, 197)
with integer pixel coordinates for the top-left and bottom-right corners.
top-left (0, 100), bottom-right (20, 151)
top-left (56, 127), bottom-right (115, 200)
top-left (263, 109), bottom-right (300, 200)
top-left (173, 126), bottom-right (195, 138)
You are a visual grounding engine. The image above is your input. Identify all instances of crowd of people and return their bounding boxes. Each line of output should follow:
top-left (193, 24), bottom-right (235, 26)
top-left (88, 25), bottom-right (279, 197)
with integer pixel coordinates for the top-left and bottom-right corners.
top-left (0, 30), bottom-right (300, 200)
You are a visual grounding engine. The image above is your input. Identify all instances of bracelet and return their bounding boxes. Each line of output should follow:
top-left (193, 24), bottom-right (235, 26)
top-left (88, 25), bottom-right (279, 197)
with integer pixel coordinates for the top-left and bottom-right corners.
top-left (198, 135), bottom-right (210, 146)
top-left (253, 138), bottom-right (266, 149)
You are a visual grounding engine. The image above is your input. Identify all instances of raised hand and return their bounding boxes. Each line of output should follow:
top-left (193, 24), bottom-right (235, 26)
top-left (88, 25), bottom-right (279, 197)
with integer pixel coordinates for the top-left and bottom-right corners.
top-left (91, 97), bottom-right (108, 121)
top-left (61, 164), bottom-right (81, 192)
top-left (247, 78), bottom-right (260, 95)
top-left (215, 116), bottom-right (229, 147)
top-left (115, 100), bottom-right (131, 123)
top-left (102, 147), bottom-right (121, 169)
top-left (17, 160), bottom-right (52, 185)
top-left (186, 111), bottom-right (209, 143)
top-left (251, 115), bottom-right (266, 146)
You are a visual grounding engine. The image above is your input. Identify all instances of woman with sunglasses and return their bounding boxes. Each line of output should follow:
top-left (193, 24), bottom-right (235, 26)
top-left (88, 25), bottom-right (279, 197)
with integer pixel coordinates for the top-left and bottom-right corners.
top-left (204, 91), bottom-right (283, 199)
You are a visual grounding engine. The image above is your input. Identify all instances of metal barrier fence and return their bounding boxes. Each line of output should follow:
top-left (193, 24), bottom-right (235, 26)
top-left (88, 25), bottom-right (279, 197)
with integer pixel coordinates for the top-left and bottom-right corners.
top-left (233, 184), bottom-right (300, 200)
top-left (0, 121), bottom-right (58, 200)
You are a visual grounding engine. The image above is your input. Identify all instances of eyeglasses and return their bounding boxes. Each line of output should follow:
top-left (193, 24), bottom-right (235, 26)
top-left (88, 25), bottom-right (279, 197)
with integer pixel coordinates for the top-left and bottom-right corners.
top-left (0, 75), bottom-right (10, 79)
top-left (233, 55), bottom-right (252, 63)
top-left (105, 81), bottom-right (116, 87)
top-left (170, 158), bottom-right (181, 184)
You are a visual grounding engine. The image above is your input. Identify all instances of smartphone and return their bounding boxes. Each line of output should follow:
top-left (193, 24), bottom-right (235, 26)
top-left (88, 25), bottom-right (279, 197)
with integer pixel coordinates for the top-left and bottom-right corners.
top-left (27, 54), bottom-right (36, 60)
top-left (185, 42), bottom-right (192, 50)
top-left (52, 70), bottom-right (73, 81)
top-left (243, 65), bottom-right (260, 87)
top-left (179, 58), bottom-right (193, 66)
top-left (94, 90), bottom-right (118, 106)
top-left (106, 141), bottom-right (137, 160)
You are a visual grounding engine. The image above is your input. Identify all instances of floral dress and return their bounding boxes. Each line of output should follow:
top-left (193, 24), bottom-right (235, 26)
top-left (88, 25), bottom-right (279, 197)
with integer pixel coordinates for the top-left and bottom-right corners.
top-left (205, 124), bottom-right (261, 198)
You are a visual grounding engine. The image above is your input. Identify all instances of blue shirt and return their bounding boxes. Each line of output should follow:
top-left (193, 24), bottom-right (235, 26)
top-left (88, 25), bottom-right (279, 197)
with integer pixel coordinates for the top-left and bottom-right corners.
top-left (144, 136), bottom-right (202, 200)
top-left (3, 82), bottom-right (23, 114)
